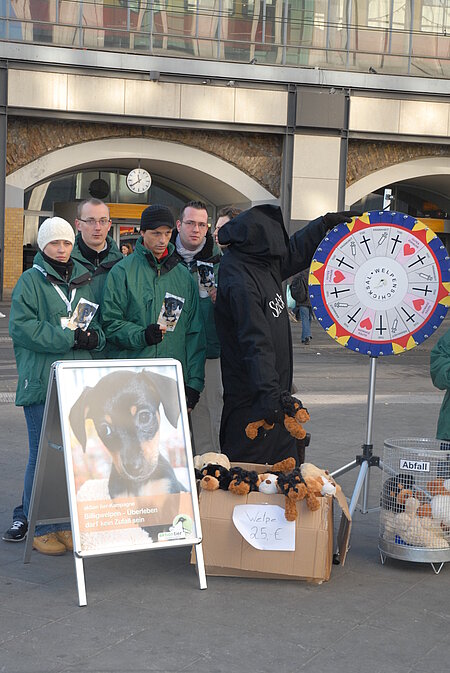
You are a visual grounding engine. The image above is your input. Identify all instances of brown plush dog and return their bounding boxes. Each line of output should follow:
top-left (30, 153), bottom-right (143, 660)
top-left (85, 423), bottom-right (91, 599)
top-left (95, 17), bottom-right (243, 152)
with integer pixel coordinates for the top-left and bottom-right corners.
top-left (245, 393), bottom-right (310, 441)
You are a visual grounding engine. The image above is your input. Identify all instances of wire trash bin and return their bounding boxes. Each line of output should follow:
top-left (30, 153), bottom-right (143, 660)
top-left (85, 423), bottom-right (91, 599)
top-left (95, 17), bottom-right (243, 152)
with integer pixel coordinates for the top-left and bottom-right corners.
top-left (379, 438), bottom-right (450, 574)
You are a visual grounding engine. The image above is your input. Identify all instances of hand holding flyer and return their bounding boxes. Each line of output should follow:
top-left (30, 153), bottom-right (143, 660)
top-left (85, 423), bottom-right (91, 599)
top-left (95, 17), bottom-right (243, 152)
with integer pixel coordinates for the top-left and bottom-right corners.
top-left (157, 293), bottom-right (185, 332)
top-left (66, 299), bottom-right (99, 331)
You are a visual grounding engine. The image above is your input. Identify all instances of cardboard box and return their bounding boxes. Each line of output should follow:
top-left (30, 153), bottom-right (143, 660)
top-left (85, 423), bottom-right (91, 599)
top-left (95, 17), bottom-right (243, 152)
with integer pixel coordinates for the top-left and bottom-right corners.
top-left (193, 463), bottom-right (351, 582)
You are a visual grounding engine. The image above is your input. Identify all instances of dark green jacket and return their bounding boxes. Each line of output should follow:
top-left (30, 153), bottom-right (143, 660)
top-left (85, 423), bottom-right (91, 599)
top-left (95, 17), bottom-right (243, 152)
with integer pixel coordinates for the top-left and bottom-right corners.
top-left (71, 233), bottom-right (123, 304)
top-left (9, 252), bottom-right (106, 407)
top-left (101, 237), bottom-right (206, 392)
top-left (71, 233), bottom-right (122, 358)
top-left (430, 327), bottom-right (450, 441)
top-left (170, 230), bottom-right (221, 359)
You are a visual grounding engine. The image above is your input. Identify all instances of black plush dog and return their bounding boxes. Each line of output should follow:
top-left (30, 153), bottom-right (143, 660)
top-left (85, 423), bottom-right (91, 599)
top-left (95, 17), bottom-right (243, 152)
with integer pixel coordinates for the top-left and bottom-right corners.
top-left (69, 370), bottom-right (185, 498)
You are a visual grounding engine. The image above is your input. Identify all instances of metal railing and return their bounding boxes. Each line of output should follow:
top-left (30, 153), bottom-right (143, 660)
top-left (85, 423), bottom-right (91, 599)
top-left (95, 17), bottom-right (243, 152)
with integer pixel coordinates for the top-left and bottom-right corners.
top-left (0, 0), bottom-right (449, 77)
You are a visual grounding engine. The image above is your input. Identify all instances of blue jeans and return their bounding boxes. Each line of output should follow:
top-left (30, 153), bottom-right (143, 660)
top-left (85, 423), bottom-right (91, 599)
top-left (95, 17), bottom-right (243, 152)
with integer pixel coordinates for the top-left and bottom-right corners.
top-left (299, 305), bottom-right (312, 341)
top-left (20, 404), bottom-right (69, 537)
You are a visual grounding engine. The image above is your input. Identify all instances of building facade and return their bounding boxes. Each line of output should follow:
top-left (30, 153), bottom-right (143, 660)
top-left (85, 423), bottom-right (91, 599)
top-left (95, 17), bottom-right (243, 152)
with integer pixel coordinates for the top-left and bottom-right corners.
top-left (1, 1), bottom-right (449, 296)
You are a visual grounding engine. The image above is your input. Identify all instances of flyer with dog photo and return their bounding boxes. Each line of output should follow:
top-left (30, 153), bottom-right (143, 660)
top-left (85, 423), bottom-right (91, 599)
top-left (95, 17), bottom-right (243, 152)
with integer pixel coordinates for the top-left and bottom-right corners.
top-left (66, 298), bottom-right (99, 331)
top-left (197, 261), bottom-right (216, 298)
top-left (157, 292), bottom-right (185, 332)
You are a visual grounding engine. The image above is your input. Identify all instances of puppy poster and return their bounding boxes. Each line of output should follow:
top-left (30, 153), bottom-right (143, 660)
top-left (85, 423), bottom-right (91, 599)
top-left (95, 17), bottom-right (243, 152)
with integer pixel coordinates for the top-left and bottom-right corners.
top-left (56, 360), bottom-right (199, 556)
top-left (157, 292), bottom-right (185, 332)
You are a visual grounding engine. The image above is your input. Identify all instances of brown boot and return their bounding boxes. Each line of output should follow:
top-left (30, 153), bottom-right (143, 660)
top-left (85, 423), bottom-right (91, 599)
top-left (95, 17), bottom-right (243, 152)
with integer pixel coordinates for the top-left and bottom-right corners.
top-left (33, 533), bottom-right (67, 556)
top-left (55, 530), bottom-right (73, 551)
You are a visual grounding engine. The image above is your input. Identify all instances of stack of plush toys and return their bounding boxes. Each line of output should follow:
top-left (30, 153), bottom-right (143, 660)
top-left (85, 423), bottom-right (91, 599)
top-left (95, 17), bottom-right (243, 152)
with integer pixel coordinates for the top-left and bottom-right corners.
top-left (380, 474), bottom-right (450, 549)
top-left (194, 453), bottom-right (340, 522)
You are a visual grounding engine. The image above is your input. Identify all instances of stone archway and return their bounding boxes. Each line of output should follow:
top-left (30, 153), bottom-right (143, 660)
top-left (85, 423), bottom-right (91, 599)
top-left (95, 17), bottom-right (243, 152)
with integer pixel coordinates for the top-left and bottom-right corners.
top-left (4, 136), bottom-right (277, 294)
top-left (346, 157), bottom-right (450, 206)
top-left (7, 136), bottom-right (277, 204)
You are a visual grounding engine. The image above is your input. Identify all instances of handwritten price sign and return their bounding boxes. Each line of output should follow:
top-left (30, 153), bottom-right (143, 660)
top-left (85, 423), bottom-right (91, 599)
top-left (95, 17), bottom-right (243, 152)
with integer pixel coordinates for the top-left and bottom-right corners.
top-left (232, 504), bottom-right (295, 551)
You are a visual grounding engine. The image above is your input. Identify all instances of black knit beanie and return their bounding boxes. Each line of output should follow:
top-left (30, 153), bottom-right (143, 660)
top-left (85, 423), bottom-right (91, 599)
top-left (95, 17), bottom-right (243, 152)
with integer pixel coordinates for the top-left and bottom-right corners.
top-left (140, 205), bottom-right (175, 231)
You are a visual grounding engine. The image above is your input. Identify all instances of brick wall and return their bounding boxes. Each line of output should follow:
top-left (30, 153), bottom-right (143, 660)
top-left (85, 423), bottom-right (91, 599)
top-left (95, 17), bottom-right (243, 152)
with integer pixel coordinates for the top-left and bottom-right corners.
top-left (4, 207), bottom-right (24, 295)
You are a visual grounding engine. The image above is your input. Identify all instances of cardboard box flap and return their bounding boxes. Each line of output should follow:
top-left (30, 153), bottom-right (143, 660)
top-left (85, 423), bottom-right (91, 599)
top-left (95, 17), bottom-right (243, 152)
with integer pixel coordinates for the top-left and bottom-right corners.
top-left (332, 486), bottom-right (351, 566)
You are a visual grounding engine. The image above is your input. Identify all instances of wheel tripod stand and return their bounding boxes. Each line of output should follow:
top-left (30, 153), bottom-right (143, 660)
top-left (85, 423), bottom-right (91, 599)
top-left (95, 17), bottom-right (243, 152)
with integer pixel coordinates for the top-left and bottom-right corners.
top-left (330, 356), bottom-right (390, 518)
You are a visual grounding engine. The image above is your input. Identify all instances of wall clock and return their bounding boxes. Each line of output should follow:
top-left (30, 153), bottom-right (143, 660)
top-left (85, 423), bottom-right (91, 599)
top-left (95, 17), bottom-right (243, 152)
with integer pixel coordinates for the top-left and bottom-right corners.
top-left (126, 168), bottom-right (152, 194)
top-left (309, 211), bottom-right (450, 356)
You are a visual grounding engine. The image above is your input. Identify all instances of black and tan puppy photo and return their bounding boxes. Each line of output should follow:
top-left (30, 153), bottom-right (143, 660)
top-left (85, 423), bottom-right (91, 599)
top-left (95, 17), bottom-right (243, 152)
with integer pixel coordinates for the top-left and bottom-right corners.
top-left (161, 295), bottom-right (184, 324)
top-left (69, 370), bottom-right (186, 499)
top-left (197, 263), bottom-right (215, 289)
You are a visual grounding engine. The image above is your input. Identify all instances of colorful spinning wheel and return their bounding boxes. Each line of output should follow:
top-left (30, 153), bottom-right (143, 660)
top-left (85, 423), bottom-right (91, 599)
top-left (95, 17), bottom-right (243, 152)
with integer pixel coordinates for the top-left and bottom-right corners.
top-left (309, 211), bottom-right (450, 356)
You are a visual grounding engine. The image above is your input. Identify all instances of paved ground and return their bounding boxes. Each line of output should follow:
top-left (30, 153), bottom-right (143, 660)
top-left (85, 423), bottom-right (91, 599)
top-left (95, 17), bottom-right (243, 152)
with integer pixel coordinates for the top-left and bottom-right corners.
top-left (0, 300), bottom-right (449, 673)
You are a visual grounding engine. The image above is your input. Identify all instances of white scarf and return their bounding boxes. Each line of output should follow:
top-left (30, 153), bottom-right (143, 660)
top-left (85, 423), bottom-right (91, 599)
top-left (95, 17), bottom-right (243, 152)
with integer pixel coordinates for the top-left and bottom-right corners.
top-left (175, 234), bottom-right (206, 264)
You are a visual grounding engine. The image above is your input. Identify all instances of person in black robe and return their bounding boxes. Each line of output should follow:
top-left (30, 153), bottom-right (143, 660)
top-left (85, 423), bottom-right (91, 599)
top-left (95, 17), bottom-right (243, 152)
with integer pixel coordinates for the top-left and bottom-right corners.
top-left (215, 204), bottom-right (358, 464)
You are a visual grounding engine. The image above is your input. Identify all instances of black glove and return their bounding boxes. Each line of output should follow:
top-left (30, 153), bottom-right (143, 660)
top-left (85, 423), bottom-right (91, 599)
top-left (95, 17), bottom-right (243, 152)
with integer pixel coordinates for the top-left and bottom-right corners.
top-left (73, 328), bottom-right (99, 350)
top-left (185, 386), bottom-right (200, 410)
top-left (323, 210), bottom-right (362, 230)
top-left (145, 323), bottom-right (163, 346)
top-left (260, 407), bottom-right (284, 425)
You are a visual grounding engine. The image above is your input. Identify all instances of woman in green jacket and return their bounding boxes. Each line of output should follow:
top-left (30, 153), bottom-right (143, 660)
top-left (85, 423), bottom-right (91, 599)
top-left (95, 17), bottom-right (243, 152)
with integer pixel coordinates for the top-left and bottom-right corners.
top-left (430, 327), bottom-right (450, 442)
top-left (3, 217), bottom-right (105, 555)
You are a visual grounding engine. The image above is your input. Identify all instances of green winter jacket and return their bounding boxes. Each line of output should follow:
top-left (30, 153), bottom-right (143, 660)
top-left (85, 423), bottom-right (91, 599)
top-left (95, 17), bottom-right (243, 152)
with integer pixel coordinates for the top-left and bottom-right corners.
top-left (9, 252), bottom-right (106, 407)
top-left (71, 233), bottom-right (123, 304)
top-left (101, 237), bottom-right (206, 392)
top-left (170, 230), bottom-right (221, 359)
top-left (71, 233), bottom-right (122, 358)
top-left (430, 327), bottom-right (450, 441)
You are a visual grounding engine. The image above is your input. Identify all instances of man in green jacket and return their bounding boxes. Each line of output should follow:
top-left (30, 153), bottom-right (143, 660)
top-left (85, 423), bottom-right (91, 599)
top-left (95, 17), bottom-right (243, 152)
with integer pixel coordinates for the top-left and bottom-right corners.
top-left (71, 199), bottom-right (122, 356)
top-left (72, 198), bottom-right (123, 303)
top-left (101, 204), bottom-right (206, 411)
top-left (171, 201), bottom-right (222, 454)
top-left (430, 327), bottom-right (450, 442)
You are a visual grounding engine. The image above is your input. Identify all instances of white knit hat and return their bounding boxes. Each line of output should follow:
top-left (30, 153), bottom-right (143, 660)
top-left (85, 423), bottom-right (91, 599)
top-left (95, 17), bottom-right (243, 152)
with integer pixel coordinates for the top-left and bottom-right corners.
top-left (37, 217), bottom-right (75, 251)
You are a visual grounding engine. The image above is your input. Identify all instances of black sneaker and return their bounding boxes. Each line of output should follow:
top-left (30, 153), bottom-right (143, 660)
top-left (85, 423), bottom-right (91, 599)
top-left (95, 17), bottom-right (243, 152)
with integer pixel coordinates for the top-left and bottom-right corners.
top-left (2, 520), bottom-right (28, 542)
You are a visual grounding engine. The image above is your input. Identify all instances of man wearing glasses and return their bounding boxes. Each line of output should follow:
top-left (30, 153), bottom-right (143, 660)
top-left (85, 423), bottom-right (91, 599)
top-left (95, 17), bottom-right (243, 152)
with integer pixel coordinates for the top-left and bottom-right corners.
top-left (171, 201), bottom-right (222, 454)
top-left (72, 198), bottom-right (123, 305)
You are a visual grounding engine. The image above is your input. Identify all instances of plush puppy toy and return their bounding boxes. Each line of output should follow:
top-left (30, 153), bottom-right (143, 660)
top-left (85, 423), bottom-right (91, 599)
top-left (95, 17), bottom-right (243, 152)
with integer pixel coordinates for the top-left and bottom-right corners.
top-left (245, 392), bottom-right (310, 441)
top-left (228, 467), bottom-right (261, 495)
top-left (258, 458), bottom-right (297, 494)
top-left (193, 452), bottom-right (231, 471)
top-left (276, 469), bottom-right (308, 521)
top-left (280, 392), bottom-right (310, 440)
top-left (197, 464), bottom-right (233, 491)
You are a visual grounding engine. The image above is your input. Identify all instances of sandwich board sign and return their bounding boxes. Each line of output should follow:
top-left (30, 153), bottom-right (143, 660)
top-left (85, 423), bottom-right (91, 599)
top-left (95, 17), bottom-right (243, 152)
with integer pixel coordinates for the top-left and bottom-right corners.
top-left (24, 359), bottom-right (207, 606)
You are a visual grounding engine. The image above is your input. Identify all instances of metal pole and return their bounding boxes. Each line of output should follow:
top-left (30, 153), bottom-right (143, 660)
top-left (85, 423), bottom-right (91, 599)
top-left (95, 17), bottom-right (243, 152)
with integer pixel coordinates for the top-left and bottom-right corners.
top-left (365, 356), bottom-right (377, 446)
top-left (338, 89), bottom-right (350, 211)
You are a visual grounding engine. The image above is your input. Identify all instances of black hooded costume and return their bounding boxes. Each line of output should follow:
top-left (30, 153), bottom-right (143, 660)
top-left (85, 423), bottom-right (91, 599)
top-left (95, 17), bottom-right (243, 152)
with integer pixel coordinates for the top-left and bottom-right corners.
top-left (214, 204), bottom-right (330, 464)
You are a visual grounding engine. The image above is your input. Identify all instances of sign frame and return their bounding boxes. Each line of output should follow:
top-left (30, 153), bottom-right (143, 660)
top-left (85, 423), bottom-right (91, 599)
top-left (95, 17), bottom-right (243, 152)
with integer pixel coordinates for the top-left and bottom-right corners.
top-left (24, 358), bottom-right (207, 605)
